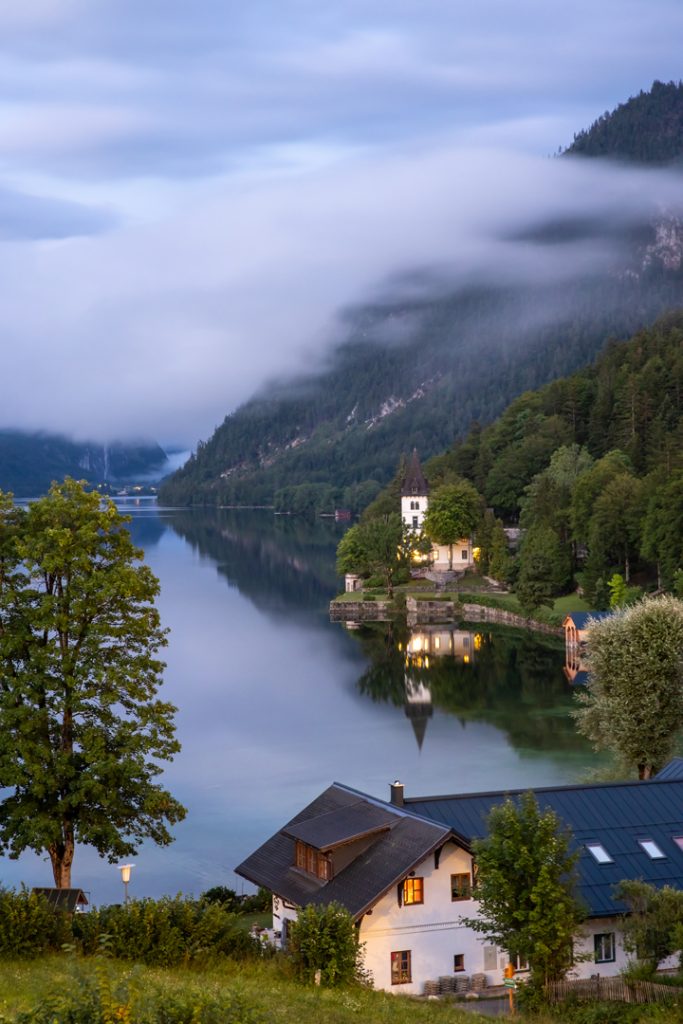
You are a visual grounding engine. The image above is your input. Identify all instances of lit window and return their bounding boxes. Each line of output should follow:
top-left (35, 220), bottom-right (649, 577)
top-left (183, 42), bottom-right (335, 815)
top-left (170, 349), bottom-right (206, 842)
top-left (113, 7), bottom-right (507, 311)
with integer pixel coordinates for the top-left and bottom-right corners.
top-left (451, 873), bottom-right (472, 900)
top-left (639, 839), bottom-right (665, 859)
top-left (509, 951), bottom-right (529, 972)
top-left (594, 933), bottom-right (615, 963)
top-left (586, 843), bottom-right (613, 864)
top-left (453, 953), bottom-right (465, 972)
top-left (403, 877), bottom-right (424, 905)
top-left (391, 949), bottom-right (411, 984)
top-left (673, 837), bottom-right (683, 851)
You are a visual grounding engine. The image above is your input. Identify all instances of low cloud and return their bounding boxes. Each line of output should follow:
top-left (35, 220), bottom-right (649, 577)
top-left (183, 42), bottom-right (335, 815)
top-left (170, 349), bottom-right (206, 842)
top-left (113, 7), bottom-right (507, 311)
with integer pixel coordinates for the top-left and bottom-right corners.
top-left (0, 1), bottom-right (681, 445)
top-left (1, 143), bottom-right (681, 444)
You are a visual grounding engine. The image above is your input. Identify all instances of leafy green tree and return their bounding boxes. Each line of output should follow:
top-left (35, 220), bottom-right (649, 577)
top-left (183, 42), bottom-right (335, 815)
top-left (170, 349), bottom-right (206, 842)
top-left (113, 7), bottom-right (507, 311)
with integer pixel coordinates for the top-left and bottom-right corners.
top-left (570, 451), bottom-right (632, 548)
top-left (516, 525), bottom-right (570, 614)
top-left (423, 481), bottom-right (482, 569)
top-left (574, 596), bottom-right (683, 779)
top-left (288, 902), bottom-right (364, 986)
top-left (335, 515), bottom-right (405, 596)
top-left (462, 792), bottom-right (584, 986)
top-left (587, 474), bottom-right (644, 582)
top-left (616, 880), bottom-right (683, 974)
top-left (641, 471), bottom-right (683, 589)
top-left (0, 479), bottom-right (186, 887)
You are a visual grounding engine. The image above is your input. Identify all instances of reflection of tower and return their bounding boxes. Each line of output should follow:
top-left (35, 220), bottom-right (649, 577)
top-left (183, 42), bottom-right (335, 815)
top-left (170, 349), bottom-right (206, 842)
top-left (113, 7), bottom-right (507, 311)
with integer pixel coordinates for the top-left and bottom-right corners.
top-left (404, 673), bottom-right (433, 751)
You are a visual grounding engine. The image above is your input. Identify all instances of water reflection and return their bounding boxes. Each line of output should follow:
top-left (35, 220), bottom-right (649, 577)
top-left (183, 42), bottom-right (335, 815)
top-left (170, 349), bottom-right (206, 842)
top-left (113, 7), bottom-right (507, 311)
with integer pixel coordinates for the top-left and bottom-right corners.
top-left (353, 622), bottom-right (589, 756)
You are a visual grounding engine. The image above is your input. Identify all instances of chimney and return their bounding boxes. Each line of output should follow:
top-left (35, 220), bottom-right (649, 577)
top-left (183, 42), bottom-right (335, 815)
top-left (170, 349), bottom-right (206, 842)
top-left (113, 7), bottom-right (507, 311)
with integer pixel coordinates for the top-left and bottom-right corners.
top-left (390, 780), bottom-right (404, 807)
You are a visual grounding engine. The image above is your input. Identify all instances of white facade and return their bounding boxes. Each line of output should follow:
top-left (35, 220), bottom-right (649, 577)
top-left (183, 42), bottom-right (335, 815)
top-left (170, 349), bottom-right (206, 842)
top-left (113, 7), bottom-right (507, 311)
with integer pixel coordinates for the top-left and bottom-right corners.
top-left (271, 842), bottom-right (639, 995)
top-left (431, 537), bottom-right (476, 571)
top-left (401, 493), bottom-right (427, 532)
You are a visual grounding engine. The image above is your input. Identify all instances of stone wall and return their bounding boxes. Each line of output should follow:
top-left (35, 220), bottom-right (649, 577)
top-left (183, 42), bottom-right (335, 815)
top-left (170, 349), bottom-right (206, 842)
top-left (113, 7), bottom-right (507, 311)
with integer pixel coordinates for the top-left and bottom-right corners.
top-left (460, 603), bottom-right (562, 636)
top-left (329, 600), bottom-right (393, 622)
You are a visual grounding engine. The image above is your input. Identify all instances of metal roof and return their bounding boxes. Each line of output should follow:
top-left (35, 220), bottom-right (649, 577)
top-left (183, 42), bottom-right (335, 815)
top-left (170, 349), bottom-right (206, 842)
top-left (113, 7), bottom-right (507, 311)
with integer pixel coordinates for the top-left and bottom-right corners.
top-left (655, 758), bottom-right (683, 781)
top-left (563, 611), bottom-right (611, 630)
top-left (32, 888), bottom-right (89, 912)
top-left (406, 774), bottom-right (683, 917)
top-left (235, 783), bottom-right (451, 920)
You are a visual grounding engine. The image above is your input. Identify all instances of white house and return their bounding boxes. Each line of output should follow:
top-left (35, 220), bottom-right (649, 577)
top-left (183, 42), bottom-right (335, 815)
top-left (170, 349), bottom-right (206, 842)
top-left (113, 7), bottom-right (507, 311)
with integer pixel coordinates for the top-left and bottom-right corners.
top-left (236, 765), bottom-right (683, 994)
top-left (400, 449), bottom-right (475, 572)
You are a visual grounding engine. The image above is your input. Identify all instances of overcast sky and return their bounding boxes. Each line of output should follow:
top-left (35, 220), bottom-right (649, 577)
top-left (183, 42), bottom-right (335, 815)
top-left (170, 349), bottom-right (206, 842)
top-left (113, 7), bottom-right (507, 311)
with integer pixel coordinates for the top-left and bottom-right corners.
top-left (2, 0), bottom-right (682, 446)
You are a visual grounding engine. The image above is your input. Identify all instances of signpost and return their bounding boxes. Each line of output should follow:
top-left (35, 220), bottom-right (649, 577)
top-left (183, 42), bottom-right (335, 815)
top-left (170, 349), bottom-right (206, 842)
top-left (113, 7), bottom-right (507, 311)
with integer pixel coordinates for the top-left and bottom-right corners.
top-left (503, 963), bottom-right (517, 1015)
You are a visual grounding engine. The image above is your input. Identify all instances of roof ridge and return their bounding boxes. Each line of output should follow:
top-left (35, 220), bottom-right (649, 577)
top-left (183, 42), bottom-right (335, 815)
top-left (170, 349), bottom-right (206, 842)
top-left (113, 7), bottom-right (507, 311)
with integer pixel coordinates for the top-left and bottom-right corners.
top-left (404, 776), bottom-right (680, 804)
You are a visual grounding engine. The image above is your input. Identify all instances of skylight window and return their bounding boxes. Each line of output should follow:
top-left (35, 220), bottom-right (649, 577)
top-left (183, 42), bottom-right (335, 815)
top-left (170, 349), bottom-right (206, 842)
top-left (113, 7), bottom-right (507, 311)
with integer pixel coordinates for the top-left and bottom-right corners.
top-left (673, 837), bottom-right (683, 852)
top-left (639, 840), bottom-right (665, 860)
top-left (586, 843), bottom-right (613, 864)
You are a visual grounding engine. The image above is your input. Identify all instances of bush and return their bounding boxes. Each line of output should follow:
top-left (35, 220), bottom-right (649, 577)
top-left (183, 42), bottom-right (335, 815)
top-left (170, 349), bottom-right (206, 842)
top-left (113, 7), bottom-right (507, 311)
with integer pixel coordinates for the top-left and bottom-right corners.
top-left (239, 888), bottom-right (271, 914)
top-left (0, 888), bottom-right (70, 957)
top-left (287, 903), bottom-right (364, 986)
top-left (72, 896), bottom-right (261, 967)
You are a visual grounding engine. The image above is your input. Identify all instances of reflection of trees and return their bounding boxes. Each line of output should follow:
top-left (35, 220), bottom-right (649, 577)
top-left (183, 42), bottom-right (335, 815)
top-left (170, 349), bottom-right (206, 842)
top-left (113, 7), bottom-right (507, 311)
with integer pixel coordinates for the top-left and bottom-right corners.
top-left (355, 624), bottom-right (591, 754)
top-left (168, 508), bottom-right (346, 619)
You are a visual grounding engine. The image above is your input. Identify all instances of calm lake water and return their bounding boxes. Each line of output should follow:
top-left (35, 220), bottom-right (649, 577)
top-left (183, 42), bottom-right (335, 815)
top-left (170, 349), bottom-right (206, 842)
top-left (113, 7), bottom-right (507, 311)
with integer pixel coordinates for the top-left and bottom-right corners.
top-left (2, 503), bottom-right (597, 904)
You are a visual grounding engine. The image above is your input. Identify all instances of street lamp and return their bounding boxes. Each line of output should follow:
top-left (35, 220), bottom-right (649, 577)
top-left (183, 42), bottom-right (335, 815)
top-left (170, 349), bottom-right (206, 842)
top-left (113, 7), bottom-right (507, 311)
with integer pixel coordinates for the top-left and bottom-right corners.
top-left (118, 863), bottom-right (135, 905)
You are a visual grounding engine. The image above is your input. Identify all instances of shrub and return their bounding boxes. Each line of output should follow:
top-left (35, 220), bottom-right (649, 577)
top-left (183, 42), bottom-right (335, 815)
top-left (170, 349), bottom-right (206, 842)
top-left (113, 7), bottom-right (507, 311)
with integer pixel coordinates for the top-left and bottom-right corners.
top-left (239, 888), bottom-right (271, 914)
top-left (0, 887), bottom-right (70, 957)
top-left (287, 903), bottom-right (364, 986)
top-left (72, 895), bottom-right (260, 967)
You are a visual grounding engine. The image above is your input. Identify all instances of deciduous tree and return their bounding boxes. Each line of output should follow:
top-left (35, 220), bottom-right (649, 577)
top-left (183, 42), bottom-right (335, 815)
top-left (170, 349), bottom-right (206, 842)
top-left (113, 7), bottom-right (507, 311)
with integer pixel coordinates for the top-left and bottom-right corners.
top-left (462, 792), bottom-right (584, 986)
top-left (574, 596), bottom-right (683, 779)
top-left (0, 479), bottom-right (186, 887)
top-left (423, 481), bottom-right (482, 570)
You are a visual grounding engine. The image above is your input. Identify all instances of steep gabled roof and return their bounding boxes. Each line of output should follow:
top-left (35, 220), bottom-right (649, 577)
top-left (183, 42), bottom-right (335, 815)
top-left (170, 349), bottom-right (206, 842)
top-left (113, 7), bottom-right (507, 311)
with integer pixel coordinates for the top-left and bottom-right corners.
top-left (406, 774), bottom-right (683, 917)
top-left (401, 449), bottom-right (429, 497)
top-left (235, 783), bottom-right (452, 919)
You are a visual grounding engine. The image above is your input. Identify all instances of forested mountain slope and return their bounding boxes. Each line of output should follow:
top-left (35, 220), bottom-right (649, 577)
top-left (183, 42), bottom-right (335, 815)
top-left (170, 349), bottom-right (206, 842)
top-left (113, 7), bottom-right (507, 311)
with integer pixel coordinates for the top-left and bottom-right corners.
top-left (160, 82), bottom-right (683, 511)
top-left (401, 312), bottom-right (683, 600)
top-left (566, 79), bottom-right (683, 163)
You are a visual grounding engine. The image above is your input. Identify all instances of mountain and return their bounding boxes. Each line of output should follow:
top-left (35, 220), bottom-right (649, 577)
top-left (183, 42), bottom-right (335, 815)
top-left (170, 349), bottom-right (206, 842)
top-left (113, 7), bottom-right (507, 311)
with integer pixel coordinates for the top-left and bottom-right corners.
top-left (0, 431), bottom-right (169, 497)
top-left (566, 79), bottom-right (683, 164)
top-left (159, 83), bottom-right (683, 512)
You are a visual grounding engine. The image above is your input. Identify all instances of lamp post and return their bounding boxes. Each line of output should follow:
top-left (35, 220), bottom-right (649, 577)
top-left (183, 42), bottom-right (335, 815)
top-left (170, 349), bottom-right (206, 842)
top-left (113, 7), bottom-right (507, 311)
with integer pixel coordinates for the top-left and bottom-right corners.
top-left (118, 863), bottom-right (134, 905)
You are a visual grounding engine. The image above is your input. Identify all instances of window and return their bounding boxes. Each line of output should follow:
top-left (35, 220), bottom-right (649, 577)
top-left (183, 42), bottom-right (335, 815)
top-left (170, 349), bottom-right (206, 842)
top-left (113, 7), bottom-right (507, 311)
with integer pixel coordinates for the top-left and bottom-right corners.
top-left (509, 951), bottom-right (529, 972)
top-left (451, 872), bottom-right (472, 900)
top-left (294, 840), bottom-right (333, 881)
top-left (412, 516), bottom-right (418, 528)
top-left (461, 549), bottom-right (468, 560)
top-left (639, 839), bottom-right (665, 859)
top-left (453, 953), bottom-right (465, 972)
top-left (414, 501), bottom-right (419, 510)
top-left (391, 950), bottom-right (411, 984)
top-left (594, 932), bottom-right (615, 963)
top-left (673, 837), bottom-right (683, 852)
top-left (586, 843), bottom-right (613, 864)
top-left (403, 877), bottom-right (424, 905)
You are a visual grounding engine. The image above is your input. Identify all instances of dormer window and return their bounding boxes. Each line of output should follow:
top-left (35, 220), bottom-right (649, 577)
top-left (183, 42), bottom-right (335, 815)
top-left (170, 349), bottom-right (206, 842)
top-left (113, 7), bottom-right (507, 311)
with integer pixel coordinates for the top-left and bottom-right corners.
top-left (295, 840), bottom-right (333, 880)
top-left (586, 843), bottom-right (613, 864)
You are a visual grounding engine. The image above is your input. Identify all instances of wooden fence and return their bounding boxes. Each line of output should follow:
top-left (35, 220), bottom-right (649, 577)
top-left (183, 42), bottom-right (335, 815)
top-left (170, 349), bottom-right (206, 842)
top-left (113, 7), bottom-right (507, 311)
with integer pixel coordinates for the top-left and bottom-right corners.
top-left (548, 977), bottom-right (683, 1005)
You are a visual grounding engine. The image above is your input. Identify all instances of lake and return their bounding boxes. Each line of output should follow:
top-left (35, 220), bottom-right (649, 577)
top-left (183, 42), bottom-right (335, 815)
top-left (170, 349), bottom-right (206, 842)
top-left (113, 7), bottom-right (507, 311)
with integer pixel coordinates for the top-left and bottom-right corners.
top-left (1, 503), bottom-right (597, 905)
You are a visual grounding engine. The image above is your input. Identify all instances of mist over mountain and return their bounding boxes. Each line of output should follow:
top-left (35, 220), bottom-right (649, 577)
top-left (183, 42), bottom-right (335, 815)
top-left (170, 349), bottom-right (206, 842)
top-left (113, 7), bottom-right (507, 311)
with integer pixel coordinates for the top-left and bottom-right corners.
top-left (160, 83), bottom-right (683, 512)
top-left (0, 432), bottom-right (168, 497)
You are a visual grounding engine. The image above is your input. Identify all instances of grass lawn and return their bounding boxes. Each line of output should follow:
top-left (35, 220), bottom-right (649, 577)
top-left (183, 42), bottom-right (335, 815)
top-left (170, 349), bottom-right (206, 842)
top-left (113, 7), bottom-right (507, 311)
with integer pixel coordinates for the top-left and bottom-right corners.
top-left (0, 956), bottom-right (491, 1023)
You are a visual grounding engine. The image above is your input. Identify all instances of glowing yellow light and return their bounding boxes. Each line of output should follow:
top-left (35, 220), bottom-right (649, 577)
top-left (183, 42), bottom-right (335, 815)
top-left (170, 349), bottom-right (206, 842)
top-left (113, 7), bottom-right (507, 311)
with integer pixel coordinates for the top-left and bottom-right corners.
top-left (463, 654), bottom-right (470, 664)
top-left (473, 546), bottom-right (481, 560)
top-left (474, 633), bottom-right (482, 650)
top-left (398, 642), bottom-right (402, 651)
top-left (424, 656), bottom-right (430, 668)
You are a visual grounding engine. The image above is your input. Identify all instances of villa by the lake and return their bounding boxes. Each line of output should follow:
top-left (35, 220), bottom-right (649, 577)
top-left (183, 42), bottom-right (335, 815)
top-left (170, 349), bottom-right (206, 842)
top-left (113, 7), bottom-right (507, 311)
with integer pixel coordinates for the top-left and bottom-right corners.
top-left (236, 763), bottom-right (683, 994)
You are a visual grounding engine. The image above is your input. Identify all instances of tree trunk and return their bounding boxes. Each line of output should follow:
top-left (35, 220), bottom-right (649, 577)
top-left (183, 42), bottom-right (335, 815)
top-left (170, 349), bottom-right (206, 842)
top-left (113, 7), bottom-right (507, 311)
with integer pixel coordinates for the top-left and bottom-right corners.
top-left (638, 763), bottom-right (653, 781)
top-left (448, 543), bottom-right (453, 570)
top-left (624, 551), bottom-right (630, 583)
top-left (48, 827), bottom-right (74, 888)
